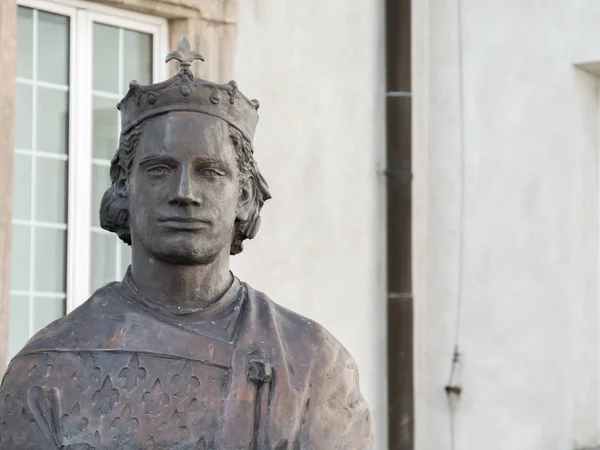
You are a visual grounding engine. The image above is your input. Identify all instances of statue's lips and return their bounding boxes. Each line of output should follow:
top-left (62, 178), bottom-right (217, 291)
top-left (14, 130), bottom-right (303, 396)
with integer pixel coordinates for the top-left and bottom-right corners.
top-left (157, 217), bottom-right (211, 230)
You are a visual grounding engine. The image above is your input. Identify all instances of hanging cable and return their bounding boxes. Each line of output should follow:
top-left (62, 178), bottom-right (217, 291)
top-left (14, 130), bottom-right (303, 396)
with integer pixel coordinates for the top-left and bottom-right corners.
top-left (444, 0), bottom-right (467, 448)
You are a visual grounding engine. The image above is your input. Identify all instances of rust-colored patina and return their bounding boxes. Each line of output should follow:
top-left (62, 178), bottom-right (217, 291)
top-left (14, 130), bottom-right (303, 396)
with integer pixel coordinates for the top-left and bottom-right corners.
top-left (0, 37), bottom-right (371, 449)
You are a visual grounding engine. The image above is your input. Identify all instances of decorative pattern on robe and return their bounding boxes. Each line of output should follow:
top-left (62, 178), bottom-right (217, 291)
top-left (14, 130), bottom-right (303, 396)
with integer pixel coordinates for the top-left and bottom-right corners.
top-left (0, 280), bottom-right (372, 449)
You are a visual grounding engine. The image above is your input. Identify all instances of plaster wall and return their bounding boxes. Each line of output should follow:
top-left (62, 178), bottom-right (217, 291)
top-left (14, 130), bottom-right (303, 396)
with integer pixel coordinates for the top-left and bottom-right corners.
top-left (413, 0), bottom-right (600, 448)
top-left (231, 1), bottom-right (387, 448)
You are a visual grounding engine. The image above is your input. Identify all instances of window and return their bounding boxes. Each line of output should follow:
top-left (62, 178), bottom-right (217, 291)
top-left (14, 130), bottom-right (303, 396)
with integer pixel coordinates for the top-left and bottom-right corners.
top-left (9, 0), bottom-right (168, 358)
top-left (90, 23), bottom-right (153, 291)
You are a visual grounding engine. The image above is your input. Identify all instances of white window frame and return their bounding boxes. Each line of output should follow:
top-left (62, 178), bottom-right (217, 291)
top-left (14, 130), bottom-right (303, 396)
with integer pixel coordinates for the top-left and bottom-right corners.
top-left (15, 0), bottom-right (168, 314)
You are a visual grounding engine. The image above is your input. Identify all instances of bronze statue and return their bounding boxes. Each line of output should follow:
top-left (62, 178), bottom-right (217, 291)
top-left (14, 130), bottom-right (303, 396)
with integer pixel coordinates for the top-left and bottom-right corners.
top-left (0, 36), bottom-right (372, 449)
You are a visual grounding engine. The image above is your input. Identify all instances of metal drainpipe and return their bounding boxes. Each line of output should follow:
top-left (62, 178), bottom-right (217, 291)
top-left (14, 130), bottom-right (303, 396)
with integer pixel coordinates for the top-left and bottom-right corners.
top-left (385, 0), bottom-right (413, 448)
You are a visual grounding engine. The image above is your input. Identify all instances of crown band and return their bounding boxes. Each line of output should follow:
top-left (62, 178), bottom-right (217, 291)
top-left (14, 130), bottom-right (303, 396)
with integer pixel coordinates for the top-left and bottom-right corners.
top-left (121, 104), bottom-right (254, 140)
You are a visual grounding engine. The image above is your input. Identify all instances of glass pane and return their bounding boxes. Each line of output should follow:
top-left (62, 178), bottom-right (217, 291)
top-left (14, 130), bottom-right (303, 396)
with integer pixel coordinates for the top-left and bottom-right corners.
top-left (123, 30), bottom-right (152, 86)
top-left (120, 241), bottom-right (132, 274)
top-left (91, 163), bottom-right (110, 227)
top-left (36, 157), bottom-right (67, 223)
top-left (37, 87), bottom-right (69, 154)
top-left (33, 227), bottom-right (66, 292)
top-left (9, 294), bottom-right (29, 358)
top-left (38, 11), bottom-right (69, 85)
top-left (12, 153), bottom-right (31, 220)
top-left (15, 82), bottom-right (33, 150)
top-left (33, 296), bottom-right (65, 332)
top-left (92, 95), bottom-right (118, 159)
top-left (17, 7), bottom-right (33, 79)
top-left (93, 23), bottom-right (119, 94)
top-left (91, 231), bottom-right (117, 291)
top-left (10, 224), bottom-right (31, 291)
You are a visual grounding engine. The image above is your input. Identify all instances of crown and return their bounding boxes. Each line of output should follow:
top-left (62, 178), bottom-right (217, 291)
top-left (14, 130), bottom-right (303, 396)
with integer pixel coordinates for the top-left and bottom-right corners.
top-left (117, 35), bottom-right (260, 140)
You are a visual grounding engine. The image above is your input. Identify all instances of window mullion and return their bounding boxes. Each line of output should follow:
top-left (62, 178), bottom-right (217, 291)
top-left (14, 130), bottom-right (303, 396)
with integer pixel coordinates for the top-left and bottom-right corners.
top-left (153, 20), bottom-right (168, 84)
top-left (66, 8), bottom-right (92, 311)
top-left (28, 8), bottom-right (39, 336)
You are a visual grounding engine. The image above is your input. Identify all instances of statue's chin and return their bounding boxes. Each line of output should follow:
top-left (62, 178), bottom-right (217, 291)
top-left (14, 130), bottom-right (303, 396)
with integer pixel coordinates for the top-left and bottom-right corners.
top-left (131, 227), bottom-right (230, 266)
top-left (136, 237), bottom-right (225, 266)
top-left (148, 246), bottom-right (220, 266)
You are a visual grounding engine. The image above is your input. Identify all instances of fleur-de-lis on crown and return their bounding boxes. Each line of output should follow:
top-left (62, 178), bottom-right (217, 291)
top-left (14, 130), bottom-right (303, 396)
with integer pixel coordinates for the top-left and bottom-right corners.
top-left (166, 35), bottom-right (204, 71)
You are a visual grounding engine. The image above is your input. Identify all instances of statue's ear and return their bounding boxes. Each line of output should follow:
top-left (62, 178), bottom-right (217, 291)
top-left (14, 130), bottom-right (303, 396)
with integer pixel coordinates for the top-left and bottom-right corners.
top-left (115, 169), bottom-right (129, 198)
top-left (236, 175), bottom-right (255, 222)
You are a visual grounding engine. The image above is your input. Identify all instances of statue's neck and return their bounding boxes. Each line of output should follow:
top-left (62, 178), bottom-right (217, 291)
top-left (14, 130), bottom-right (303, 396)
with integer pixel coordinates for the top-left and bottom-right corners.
top-left (129, 245), bottom-right (233, 311)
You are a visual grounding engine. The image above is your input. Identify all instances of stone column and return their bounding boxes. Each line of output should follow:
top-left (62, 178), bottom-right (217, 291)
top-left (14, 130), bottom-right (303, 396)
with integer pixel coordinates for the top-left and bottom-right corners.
top-left (0, 0), bottom-right (17, 371)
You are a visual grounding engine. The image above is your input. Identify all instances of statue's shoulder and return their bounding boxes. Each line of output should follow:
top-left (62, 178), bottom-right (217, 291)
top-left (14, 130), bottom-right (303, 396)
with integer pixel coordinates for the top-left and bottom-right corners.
top-left (242, 282), bottom-right (350, 361)
top-left (246, 287), bottom-right (373, 447)
top-left (16, 282), bottom-right (125, 357)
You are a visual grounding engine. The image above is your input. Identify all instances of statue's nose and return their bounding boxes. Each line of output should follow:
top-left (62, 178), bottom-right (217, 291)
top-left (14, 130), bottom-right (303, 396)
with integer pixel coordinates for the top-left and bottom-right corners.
top-left (170, 167), bottom-right (201, 206)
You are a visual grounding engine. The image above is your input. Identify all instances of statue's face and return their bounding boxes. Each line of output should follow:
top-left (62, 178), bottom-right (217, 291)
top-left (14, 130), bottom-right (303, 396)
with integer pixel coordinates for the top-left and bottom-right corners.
top-left (127, 111), bottom-right (247, 264)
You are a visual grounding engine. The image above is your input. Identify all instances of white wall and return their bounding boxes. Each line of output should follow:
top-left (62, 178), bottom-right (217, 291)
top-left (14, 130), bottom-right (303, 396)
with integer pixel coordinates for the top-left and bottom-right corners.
top-left (413, 0), bottom-right (600, 449)
top-left (231, 1), bottom-right (387, 448)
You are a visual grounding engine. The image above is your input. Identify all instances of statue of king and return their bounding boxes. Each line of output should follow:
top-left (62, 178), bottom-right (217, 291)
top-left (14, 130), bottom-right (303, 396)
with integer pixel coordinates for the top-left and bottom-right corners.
top-left (0, 36), bottom-right (372, 450)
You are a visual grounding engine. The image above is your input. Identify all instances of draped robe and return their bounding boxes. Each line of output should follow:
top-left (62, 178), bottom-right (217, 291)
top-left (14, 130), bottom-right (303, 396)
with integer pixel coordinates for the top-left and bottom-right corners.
top-left (0, 276), bottom-right (372, 449)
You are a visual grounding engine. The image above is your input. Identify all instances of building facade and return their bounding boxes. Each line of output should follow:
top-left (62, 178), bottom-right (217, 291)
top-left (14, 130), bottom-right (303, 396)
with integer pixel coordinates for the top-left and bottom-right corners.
top-left (413, 0), bottom-right (600, 449)
top-left (0, 0), bottom-right (388, 448)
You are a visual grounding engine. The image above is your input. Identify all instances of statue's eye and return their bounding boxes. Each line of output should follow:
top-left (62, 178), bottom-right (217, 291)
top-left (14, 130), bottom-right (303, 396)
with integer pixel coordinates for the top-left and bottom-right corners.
top-left (200, 168), bottom-right (223, 178)
top-left (147, 166), bottom-right (170, 176)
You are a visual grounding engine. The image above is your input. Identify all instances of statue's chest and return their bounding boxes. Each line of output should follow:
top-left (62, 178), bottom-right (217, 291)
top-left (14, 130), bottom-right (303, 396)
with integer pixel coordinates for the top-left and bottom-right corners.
top-left (31, 351), bottom-right (230, 449)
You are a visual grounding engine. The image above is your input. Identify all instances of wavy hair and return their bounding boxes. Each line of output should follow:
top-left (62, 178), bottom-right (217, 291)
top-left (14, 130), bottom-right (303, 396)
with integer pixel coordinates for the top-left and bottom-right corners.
top-left (99, 117), bottom-right (271, 255)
